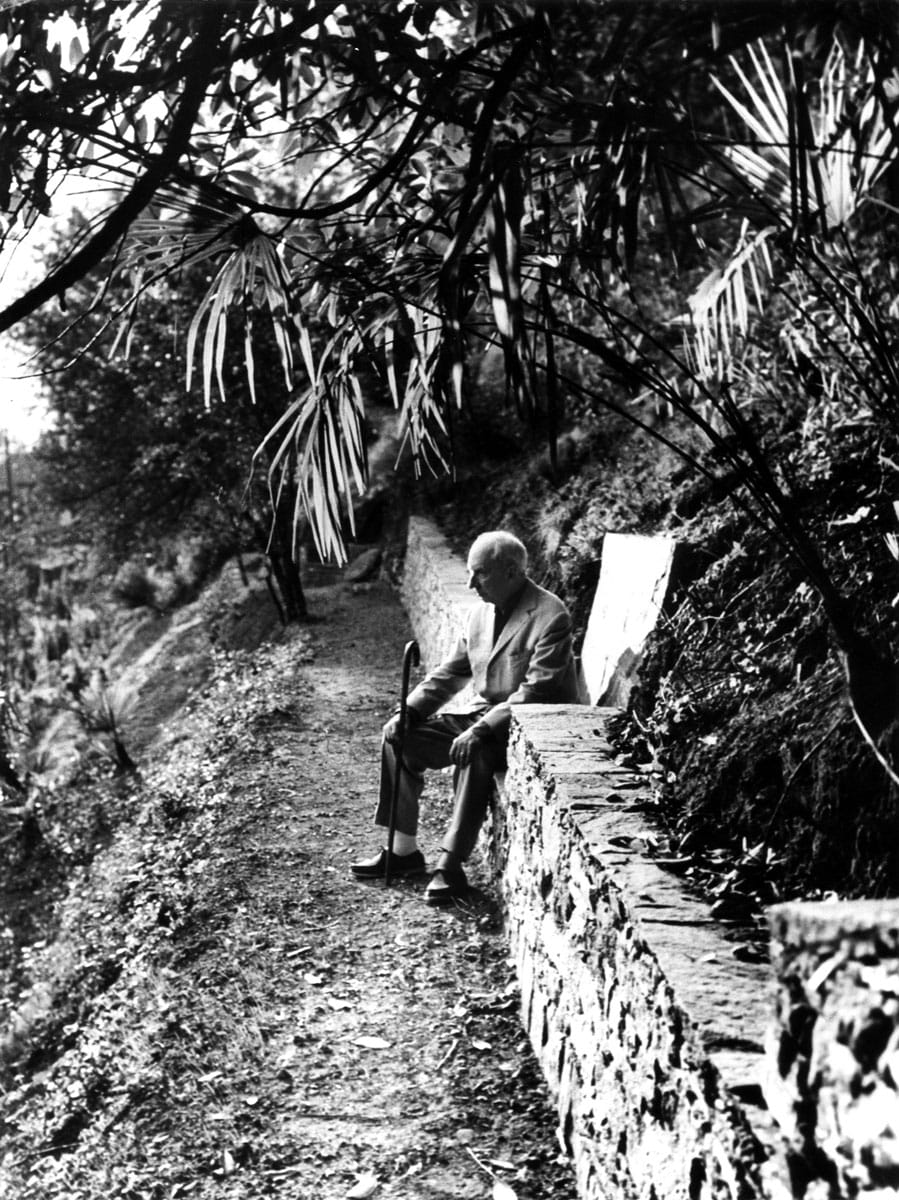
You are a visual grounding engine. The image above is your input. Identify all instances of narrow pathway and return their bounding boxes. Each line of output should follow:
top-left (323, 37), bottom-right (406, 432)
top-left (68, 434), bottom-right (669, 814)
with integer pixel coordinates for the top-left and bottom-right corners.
top-left (137, 578), bottom-right (580, 1199)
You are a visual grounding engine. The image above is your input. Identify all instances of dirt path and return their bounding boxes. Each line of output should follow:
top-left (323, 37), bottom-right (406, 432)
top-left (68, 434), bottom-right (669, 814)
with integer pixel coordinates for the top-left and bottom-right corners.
top-left (223, 579), bottom-right (579, 1198)
top-left (1, 576), bottom-right (578, 1199)
top-left (165, 578), bottom-right (579, 1198)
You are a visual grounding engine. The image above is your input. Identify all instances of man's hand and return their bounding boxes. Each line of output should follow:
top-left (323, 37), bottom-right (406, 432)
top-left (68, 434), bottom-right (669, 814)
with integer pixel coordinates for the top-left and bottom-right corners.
top-left (382, 712), bottom-right (405, 745)
top-left (382, 708), bottom-right (422, 745)
top-left (449, 725), bottom-right (487, 766)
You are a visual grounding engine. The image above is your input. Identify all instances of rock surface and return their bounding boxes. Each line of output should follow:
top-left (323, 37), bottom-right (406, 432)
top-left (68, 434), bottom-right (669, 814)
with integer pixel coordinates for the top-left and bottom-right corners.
top-left (766, 900), bottom-right (899, 1198)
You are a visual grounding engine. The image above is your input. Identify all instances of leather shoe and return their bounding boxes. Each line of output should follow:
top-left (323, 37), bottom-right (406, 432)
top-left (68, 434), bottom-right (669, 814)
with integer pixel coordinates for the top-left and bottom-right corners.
top-left (350, 848), bottom-right (426, 879)
top-left (425, 866), bottom-right (468, 906)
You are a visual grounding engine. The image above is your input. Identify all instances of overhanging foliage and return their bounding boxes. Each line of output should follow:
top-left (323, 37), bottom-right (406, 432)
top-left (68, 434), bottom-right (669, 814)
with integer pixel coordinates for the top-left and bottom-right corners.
top-left (4, 1), bottom-right (899, 766)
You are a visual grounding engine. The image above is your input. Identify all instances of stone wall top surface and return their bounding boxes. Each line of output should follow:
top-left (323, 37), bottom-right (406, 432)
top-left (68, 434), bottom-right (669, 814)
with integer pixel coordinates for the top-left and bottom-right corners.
top-left (770, 899), bottom-right (899, 948)
top-left (512, 704), bottom-right (772, 1073)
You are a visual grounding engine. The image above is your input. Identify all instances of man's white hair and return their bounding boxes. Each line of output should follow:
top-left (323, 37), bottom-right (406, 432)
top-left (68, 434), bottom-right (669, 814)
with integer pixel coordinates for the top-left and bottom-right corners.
top-left (470, 530), bottom-right (528, 573)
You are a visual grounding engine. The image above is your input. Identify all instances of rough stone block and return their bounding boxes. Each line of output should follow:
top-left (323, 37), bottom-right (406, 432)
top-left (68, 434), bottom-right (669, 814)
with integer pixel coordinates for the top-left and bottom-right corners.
top-left (766, 900), bottom-right (899, 1197)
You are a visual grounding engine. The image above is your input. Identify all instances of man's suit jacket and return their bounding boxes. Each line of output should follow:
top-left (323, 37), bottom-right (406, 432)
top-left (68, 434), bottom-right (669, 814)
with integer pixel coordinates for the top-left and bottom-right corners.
top-left (406, 578), bottom-right (580, 738)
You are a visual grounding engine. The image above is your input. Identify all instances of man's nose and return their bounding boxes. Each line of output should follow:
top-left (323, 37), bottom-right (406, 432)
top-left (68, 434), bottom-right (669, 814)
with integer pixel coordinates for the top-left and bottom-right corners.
top-left (467, 573), bottom-right (477, 589)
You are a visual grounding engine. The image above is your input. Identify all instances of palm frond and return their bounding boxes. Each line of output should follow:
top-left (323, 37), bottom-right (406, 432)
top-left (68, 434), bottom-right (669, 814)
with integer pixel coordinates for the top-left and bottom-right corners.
top-left (689, 36), bottom-right (898, 385)
top-left (486, 159), bottom-right (531, 414)
top-left (255, 325), bottom-right (370, 566)
top-left (713, 37), bottom-right (896, 235)
top-left (185, 229), bottom-right (295, 407)
top-left (686, 222), bottom-right (775, 384)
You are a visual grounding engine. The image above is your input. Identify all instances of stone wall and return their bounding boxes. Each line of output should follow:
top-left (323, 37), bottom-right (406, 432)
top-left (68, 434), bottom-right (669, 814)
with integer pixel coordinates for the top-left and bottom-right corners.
top-left (400, 518), bottom-right (471, 670)
top-left (400, 517), bottom-right (784, 1199)
top-left (399, 516), bottom-right (894, 1200)
top-left (493, 705), bottom-right (782, 1200)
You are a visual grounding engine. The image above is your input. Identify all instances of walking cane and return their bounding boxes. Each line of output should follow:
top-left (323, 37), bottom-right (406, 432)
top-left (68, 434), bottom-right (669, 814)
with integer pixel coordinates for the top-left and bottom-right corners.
top-left (386, 639), bottom-right (420, 886)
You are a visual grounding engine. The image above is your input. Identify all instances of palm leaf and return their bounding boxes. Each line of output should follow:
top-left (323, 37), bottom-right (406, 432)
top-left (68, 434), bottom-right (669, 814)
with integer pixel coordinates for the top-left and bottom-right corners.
top-left (184, 230), bottom-right (296, 406)
top-left (256, 330), bottom-right (371, 564)
top-left (383, 323), bottom-right (400, 409)
top-left (713, 37), bottom-right (896, 234)
top-left (687, 223), bottom-right (775, 383)
top-left (691, 36), bottom-right (898, 384)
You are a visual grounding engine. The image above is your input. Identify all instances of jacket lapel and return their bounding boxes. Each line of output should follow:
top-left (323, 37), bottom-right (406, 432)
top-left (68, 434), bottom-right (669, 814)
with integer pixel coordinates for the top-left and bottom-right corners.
top-left (488, 581), bottom-right (537, 663)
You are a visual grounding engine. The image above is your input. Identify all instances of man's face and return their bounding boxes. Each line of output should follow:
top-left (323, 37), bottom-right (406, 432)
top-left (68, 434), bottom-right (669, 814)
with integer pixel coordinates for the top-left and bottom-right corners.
top-left (467, 545), bottom-right (519, 607)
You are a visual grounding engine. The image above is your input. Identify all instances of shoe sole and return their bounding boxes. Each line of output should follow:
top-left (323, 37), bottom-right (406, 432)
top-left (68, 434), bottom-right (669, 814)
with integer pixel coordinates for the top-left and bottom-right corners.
top-left (425, 887), bottom-right (467, 906)
top-left (351, 865), bottom-right (426, 880)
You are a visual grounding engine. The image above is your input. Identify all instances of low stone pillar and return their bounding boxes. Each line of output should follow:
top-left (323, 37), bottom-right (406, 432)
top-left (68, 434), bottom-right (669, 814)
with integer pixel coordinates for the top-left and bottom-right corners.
top-left (765, 900), bottom-right (899, 1198)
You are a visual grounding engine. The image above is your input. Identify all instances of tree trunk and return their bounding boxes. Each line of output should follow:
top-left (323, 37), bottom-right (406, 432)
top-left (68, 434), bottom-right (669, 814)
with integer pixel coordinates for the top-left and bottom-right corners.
top-left (268, 498), bottom-right (308, 623)
top-left (242, 495), bottom-right (309, 624)
top-left (112, 733), bottom-right (137, 775)
top-left (268, 548), bottom-right (308, 623)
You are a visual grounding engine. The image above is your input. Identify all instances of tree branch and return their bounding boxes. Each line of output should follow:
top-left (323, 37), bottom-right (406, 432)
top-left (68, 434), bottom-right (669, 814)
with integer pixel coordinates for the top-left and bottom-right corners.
top-left (0, 8), bottom-right (228, 337)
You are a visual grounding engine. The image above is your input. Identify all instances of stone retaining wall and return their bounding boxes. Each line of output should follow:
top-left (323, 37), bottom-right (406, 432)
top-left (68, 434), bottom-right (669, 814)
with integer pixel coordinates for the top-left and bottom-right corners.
top-left (400, 517), bottom-right (783, 1199)
top-left (494, 704), bottom-right (783, 1200)
top-left (400, 517), bottom-right (471, 668)
top-left (399, 516), bottom-right (894, 1200)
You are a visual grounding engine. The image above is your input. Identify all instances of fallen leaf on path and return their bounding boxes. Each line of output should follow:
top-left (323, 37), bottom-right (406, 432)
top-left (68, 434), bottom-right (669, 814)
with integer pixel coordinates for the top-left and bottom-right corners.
top-left (489, 1158), bottom-right (516, 1170)
top-left (346, 1172), bottom-right (379, 1197)
top-left (471, 1039), bottom-right (492, 1051)
top-left (352, 1035), bottom-right (391, 1050)
top-left (328, 997), bottom-right (353, 1011)
top-left (492, 1181), bottom-right (517, 1200)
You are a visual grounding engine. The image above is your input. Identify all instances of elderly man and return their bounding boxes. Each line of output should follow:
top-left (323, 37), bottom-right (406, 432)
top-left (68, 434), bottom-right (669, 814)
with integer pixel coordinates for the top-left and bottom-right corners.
top-left (351, 530), bottom-right (580, 905)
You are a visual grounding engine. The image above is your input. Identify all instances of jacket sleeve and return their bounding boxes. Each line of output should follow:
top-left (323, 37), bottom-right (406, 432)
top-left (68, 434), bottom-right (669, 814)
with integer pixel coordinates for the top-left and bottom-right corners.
top-left (404, 632), bottom-right (472, 719)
